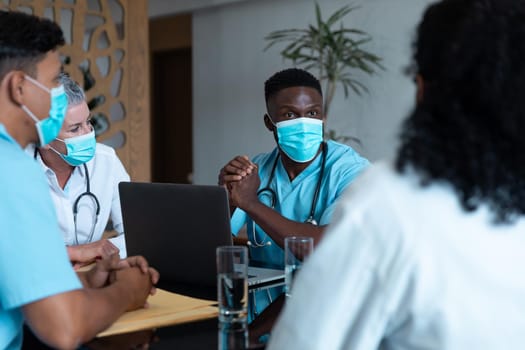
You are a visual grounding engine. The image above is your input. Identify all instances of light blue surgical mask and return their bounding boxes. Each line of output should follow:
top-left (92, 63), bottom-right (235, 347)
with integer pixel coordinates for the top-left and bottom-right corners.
top-left (21, 75), bottom-right (68, 146)
top-left (272, 117), bottom-right (324, 163)
top-left (51, 130), bottom-right (96, 166)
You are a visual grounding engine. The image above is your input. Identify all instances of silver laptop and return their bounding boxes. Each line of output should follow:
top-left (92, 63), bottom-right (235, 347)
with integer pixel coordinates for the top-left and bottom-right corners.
top-left (247, 266), bottom-right (284, 287)
top-left (119, 182), bottom-right (284, 294)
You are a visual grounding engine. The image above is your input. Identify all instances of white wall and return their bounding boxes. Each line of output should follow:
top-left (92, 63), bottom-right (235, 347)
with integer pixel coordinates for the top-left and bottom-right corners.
top-left (192, 0), bottom-right (435, 184)
top-left (149, 0), bottom-right (258, 18)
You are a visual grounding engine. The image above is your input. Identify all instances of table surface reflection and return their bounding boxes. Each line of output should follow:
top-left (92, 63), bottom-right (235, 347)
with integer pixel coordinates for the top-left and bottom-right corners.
top-left (24, 318), bottom-right (266, 350)
top-left (86, 318), bottom-right (219, 349)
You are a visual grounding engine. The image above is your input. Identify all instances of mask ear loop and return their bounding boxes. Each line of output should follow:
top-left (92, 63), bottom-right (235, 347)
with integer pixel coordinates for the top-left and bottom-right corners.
top-left (47, 140), bottom-right (73, 166)
top-left (265, 114), bottom-right (279, 139)
top-left (47, 143), bottom-right (65, 158)
top-left (24, 75), bottom-right (51, 93)
top-left (267, 114), bottom-right (287, 164)
top-left (266, 114), bottom-right (277, 127)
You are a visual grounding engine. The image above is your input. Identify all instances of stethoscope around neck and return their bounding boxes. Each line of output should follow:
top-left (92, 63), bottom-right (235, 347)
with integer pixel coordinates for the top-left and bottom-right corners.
top-left (34, 148), bottom-right (100, 245)
top-left (248, 142), bottom-right (327, 248)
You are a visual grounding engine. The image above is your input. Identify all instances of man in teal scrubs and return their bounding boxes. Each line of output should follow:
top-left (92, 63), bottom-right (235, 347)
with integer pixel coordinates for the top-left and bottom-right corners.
top-left (0, 11), bottom-right (158, 349)
top-left (219, 68), bottom-right (369, 325)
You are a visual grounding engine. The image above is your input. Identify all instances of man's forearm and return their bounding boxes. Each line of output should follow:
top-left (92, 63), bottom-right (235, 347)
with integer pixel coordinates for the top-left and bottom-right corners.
top-left (67, 245), bottom-right (81, 262)
top-left (242, 201), bottom-right (325, 247)
top-left (76, 270), bottom-right (90, 287)
top-left (73, 282), bottom-right (136, 341)
top-left (23, 282), bottom-right (137, 349)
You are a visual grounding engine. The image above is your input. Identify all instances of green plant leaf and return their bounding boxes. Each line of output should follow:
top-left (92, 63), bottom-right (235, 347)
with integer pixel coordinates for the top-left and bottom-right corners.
top-left (349, 78), bottom-right (368, 95)
top-left (315, 2), bottom-right (323, 28)
top-left (334, 28), bottom-right (367, 36)
top-left (263, 2), bottom-right (383, 115)
top-left (326, 4), bottom-right (358, 28)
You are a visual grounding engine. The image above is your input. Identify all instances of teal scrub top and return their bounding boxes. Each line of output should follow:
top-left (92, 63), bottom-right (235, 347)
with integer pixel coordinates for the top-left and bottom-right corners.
top-left (0, 124), bottom-right (82, 350)
top-left (232, 140), bottom-right (369, 267)
top-left (231, 140), bottom-right (369, 317)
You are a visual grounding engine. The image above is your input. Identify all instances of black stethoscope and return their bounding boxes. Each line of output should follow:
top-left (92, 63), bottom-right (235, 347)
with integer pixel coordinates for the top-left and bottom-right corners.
top-left (34, 148), bottom-right (100, 245)
top-left (249, 142), bottom-right (327, 248)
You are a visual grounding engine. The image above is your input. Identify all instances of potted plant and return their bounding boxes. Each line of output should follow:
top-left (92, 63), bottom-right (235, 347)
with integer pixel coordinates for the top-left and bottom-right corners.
top-left (264, 2), bottom-right (383, 143)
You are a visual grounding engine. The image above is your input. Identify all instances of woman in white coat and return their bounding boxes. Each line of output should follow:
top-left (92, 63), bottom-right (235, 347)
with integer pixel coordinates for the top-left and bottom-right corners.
top-left (29, 73), bottom-right (129, 268)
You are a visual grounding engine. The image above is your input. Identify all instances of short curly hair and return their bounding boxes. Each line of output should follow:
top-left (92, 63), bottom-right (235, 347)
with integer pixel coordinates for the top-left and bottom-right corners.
top-left (396, 0), bottom-right (525, 223)
top-left (0, 10), bottom-right (64, 81)
top-left (264, 68), bottom-right (322, 104)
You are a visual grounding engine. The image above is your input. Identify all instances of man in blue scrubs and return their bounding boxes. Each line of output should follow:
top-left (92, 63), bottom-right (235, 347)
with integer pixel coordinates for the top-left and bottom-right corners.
top-left (0, 11), bottom-right (158, 349)
top-left (218, 68), bottom-right (369, 331)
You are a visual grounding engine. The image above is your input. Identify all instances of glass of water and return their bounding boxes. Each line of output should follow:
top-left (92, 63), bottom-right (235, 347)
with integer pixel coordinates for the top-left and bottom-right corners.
top-left (217, 246), bottom-right (248, 350)
top-left (284, 236), bottom-right (314, 298)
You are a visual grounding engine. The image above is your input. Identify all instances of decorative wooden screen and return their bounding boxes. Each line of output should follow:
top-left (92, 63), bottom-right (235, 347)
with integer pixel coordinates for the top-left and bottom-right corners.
top-left (0, 0), bottom-right (150, 181)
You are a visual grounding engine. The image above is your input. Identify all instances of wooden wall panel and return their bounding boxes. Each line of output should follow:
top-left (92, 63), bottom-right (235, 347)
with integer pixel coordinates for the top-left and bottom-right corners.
top-left (125, 0), bottom-right (151, 181)
top-left (0, 0), bottom-right (151, 181)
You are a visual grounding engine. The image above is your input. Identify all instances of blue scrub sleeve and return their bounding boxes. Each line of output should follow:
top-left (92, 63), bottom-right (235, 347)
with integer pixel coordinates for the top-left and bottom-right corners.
top-left (319, 201), bottom-right (338, 226)
top-left (230, 208), bottom-right (248, 236)
top-left (0, 161), bottom-right (81, 310)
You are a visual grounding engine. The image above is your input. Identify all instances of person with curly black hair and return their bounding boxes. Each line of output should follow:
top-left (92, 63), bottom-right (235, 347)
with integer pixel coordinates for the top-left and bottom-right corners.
top-left (0, 10), bottom-right (158, 349)
top-left (268, 0), bottom-right (525, 349)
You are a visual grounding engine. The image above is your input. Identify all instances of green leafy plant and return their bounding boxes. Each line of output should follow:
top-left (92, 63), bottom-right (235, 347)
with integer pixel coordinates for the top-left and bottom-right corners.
top-left (264, 2), bottom-right (383, 119)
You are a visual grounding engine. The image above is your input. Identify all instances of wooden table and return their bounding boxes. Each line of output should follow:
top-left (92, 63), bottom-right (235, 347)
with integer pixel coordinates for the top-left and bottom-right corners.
top-left (97, 289), bottom-right (217, 337)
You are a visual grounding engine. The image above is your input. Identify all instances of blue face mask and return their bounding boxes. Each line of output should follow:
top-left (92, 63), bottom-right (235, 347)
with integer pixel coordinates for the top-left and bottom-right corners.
top-left (272, 117), bottom-right (324, 163)
top-left (21, 75), bottom-right (68, 146)
top-left (52, 130), bottom-right (96, 166)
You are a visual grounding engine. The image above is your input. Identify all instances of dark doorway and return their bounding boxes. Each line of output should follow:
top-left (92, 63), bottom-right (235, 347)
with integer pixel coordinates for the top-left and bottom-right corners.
top-left (151, 48), bottom-right (192, 183)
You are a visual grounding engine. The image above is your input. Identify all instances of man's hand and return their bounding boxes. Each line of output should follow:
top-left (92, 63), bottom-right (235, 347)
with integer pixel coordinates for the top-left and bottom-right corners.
top-left (116, 256), bottom-right (160, 297)
top-left (218, 155), bottom-right (257, 186)
top-left (82, 254), bottom-right (159, 298)
top-left (82, 253), bottom-right (121, 289)
top-left (68, 239), bottom-right (119, 269)
top-left (229, 171), bottom-right (261, 210)
top-left (114, 267), bottom-right (153, 311)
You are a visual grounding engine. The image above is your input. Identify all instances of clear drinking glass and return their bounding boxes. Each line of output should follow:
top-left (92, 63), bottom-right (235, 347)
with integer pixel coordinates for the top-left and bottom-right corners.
top-left (284, 236), bottom-right (314, 298)
top-left (217, 246), bottom-right (248, 350)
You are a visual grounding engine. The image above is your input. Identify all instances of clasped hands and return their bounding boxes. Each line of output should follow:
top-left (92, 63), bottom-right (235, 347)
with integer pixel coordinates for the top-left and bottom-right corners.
top-left (219, 155), bottom-right (261, 209)
top-left (83, 254), bottom-right (159, 310)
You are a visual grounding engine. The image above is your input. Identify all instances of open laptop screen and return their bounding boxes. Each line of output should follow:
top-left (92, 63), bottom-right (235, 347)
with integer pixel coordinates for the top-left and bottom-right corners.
top-left (120, 182), bottom-right (233, 288)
